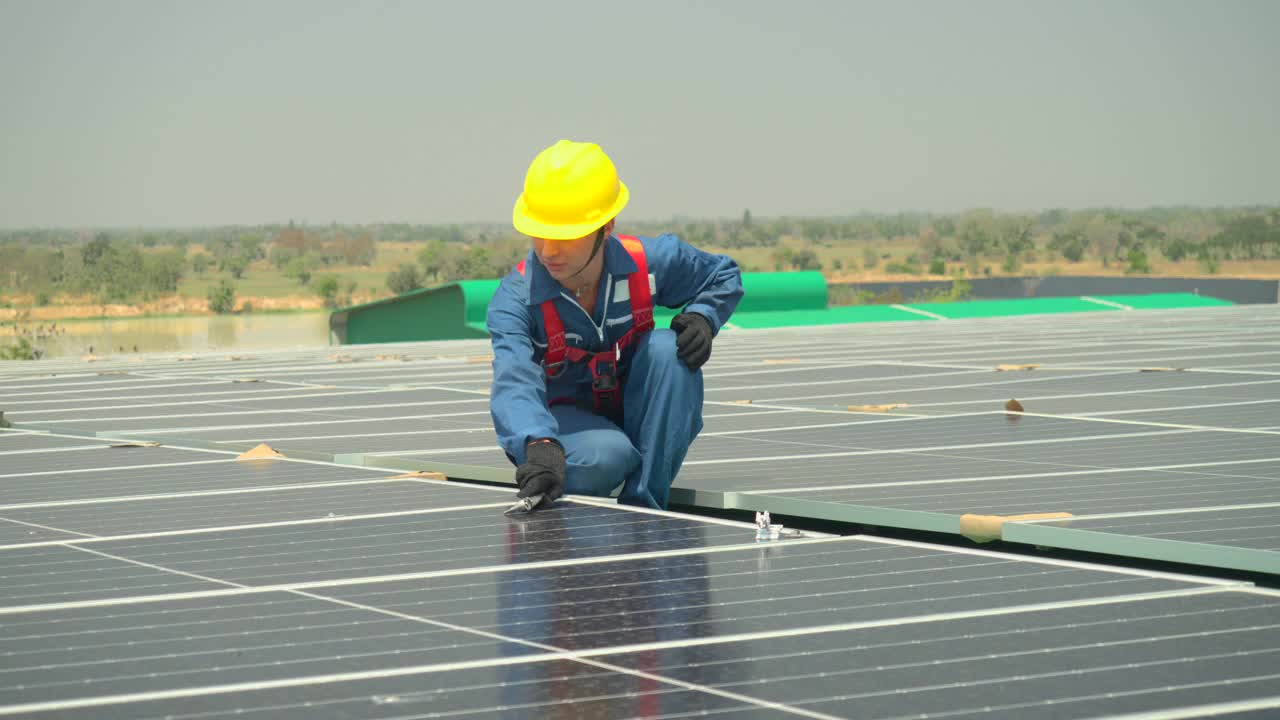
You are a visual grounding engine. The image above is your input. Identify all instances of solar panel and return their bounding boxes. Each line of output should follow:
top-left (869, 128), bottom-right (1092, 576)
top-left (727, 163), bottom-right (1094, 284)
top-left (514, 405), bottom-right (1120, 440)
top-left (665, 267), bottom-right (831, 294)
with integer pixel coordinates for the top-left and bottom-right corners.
top-left (3, 303), bottom-right (1280, 717)
top-left (1079, 401), bottom-right (1280, 429)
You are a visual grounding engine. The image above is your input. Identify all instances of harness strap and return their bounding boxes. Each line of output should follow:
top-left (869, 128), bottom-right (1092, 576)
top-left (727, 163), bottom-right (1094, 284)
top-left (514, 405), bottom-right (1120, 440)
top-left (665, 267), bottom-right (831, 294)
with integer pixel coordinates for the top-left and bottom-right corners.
top-left (515, 235), bottom-right (653, 377)
top-left (613, 236), bottom-right (654, 352)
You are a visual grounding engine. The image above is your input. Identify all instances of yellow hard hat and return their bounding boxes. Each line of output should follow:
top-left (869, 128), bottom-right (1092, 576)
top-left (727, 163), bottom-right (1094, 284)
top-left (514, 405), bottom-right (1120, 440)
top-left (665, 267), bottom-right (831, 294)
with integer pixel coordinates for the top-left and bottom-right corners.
top-left (512, 140), bottom-right (629, 240)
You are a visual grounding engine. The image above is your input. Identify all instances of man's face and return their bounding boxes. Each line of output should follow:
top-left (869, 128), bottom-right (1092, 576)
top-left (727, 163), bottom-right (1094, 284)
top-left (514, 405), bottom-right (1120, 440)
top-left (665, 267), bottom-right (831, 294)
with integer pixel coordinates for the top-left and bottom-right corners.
top-left (531, 222), bottom-right (611, 284)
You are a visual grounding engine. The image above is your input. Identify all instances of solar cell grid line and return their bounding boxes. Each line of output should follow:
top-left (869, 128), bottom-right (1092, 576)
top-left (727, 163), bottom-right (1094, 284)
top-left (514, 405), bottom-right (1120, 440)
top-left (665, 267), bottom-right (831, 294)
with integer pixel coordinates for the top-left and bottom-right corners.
top-left (0, 378), bottom-right (242, 399)
top-left (675, 445), bottom-right (1280, 511)
top-left (701, 405), bottom-right (1280, 440)
top-left (19, 404), bottom-right (494, 436)
top-left (292, 591), bottom-right (848, 720)
top-left (1, 383), bottom-right (335, 410)
top-left (61, 509), bottom-right (765, 589)
top-left (0, 456), bottom-right (231, 482)
top-left (0, 444), bottom-right (233, 478)
top-left (310, 538), bottom-right (1225, 649)
top-left (744, 370), bottom-right (1280, 406)
top-left (702, 400), bottom-right (935, 418)
top-left (9, 386), bottom-right (491, 424)
top-left (427, 438), bottom-right (1280, 498)
top-left (0, 372), bottom-right (184, 389)
top-left (1208, 363), bottom-right (1280, 373)
top-left (706, 368), bottom-right (1147, 406)
top-left (750, 466), bottom-right (1280, 520)
top-left (0, 476), bottom-right (432, 512)
top-left (822, 341), bottom-right (1280, 367)
top-left (142, 368), bottom-right (498, 388)
top-left (907, 389), bottom-right (1280, 418)
top-left (128, 355), bottom-right (492, 379)
top-left (852, 378), bottom-right (1280, 417)
top-left (0, 653), bottom-right (823, 719)
top-left (0, 482), bottom-right (511, 541)
top-left (0, 430), bottom-right (116, 450)
top-left (0, 593), bottom-right (558, 712)
top-left (708, 338), bottom-right (1067, 356)
top-left (0, 545), bottom-right (231, 607)
top-left (711, 412), bottom-right (1206, 447)
top-left (940, 427), bottom-right (1280, 468)
top-left (1030, 364), bottom-right (1280, 378)
top-left (715, 345), bottom-right (1110, 367)
top-left (700, 360), bottom-right (987, 379)
top-left (2, 388), bottom-right (372, 419)
top-left (0, 534), bottom-right (839, 620)
top-left (0, 517), bottom-right (88, 544)
top-left (700, 414), bottom-right (919, 437)
top-left (6, 389), bottom-right (490, 424)
top-left (1080, 397), bottom-right (1280, 417)
top-left (677, 446), bottom-right (1280, 495)
top-left (62, 507), bottom-right (747, 586)
top-left (588, 593), bottom-right (1280, 720)
top-left (361, 443), bottom-right (501, 458)
top-left (1040, 502), bottom-right (1280, 538)
top-left (1011, 410), bottom-right (1280, 437)
top-left (1103, 699), bottom-right (1280, 720)
top-left (204, 429), bottom-right (499, 457)
top-left (77, 409), bottom-right (494, 438)
top-left (738, 457), bottom-right (1280, 495)
top-left (703, 367), bottom-right (996, 395)
top-left (0, 455), bottom-right (405, 507)
top-left (1074, 348), bottom-right (1280, 366)
top-left (682, 425), bottom-right (1201, 466)
top-left (0, 535), bottom-right (1249, 719)
top-left (0, 501), bottom-right (526, 556)
top-left (184, 415), bottom-right (495, 443)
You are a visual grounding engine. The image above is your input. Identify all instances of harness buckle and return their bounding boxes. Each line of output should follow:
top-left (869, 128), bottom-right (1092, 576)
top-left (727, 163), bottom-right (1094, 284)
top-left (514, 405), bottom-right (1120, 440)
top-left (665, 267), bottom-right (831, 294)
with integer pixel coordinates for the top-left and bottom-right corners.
top-left (541, 359), bottom-right (568, 379)
top-left (592, 371), bottom-right (618, 393)
top-left (589, 350), bottom-right (622, 419)
top-left (589, 351), bottom-right (618, 390)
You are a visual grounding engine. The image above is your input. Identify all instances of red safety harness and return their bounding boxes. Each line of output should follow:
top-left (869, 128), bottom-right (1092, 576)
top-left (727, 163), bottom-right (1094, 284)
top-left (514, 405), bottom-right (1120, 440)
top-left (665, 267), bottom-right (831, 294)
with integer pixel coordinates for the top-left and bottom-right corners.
top-left (516, 235), bottom-right (655, 416)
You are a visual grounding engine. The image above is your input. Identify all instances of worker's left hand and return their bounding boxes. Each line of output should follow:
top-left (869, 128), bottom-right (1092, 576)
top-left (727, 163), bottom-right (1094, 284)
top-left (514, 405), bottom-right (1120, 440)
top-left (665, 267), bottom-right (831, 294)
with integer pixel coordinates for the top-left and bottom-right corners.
top-left (670, 312), bottom-right (713, 371)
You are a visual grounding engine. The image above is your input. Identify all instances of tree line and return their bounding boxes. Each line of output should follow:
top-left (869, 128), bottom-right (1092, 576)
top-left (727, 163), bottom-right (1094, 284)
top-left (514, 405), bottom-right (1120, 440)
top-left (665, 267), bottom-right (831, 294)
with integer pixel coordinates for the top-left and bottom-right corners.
top-left (2, 207), bottom-right (1277, 308)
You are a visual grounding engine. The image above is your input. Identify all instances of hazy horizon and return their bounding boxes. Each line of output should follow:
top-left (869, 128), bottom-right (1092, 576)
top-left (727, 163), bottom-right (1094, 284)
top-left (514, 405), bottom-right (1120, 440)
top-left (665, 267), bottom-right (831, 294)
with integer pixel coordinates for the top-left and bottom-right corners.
top-left (3, 0), bottom-right (1278, 229)
top-left (4, 203), bottom-right (1280, 234)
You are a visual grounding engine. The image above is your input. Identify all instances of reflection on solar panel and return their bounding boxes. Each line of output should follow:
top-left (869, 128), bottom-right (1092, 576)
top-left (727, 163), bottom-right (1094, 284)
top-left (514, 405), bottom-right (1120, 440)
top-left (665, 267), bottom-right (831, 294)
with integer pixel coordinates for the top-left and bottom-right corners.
top-left (2, 303), bottom-right (1279, 717)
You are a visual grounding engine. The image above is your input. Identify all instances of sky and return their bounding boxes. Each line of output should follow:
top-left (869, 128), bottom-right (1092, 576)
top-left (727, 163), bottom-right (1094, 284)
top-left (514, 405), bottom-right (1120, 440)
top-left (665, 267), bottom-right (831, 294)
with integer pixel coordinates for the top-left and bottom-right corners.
top-left (1, 0), bottom-right (1277, 228)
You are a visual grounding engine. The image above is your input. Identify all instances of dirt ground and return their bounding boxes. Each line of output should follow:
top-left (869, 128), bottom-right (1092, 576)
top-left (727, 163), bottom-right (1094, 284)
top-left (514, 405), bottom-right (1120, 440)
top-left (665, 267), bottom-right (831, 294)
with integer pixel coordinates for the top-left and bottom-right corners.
top-left (0, 292), bottom-right (380, 322)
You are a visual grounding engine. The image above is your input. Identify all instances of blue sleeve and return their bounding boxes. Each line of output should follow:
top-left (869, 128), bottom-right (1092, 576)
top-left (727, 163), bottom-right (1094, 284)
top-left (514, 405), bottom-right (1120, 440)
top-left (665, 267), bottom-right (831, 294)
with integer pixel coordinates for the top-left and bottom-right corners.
top-left (486, 272), bottom-right (559, 464)
top-left (646, 233), bottom-right (743, 333)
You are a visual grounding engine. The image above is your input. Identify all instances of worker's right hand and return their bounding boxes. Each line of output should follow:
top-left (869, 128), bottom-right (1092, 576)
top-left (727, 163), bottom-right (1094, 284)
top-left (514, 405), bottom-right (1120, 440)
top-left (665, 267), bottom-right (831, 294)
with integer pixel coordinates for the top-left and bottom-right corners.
top-left (515, 439), bottom-right (566, 508)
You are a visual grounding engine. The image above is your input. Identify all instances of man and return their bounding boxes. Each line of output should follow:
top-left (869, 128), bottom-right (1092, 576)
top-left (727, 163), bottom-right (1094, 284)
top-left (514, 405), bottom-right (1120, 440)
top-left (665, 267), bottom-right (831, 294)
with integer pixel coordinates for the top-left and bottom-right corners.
top-left (487, 139), bottom-right (743, 510)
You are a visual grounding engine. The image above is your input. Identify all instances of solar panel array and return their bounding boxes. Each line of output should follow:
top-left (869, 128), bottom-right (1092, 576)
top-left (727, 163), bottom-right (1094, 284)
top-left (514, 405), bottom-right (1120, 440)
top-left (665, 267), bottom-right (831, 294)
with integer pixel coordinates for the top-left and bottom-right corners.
top-left (2, 303), bottom-right (1279, 717)
top-left (8, 304), bottom-right (1276, 573)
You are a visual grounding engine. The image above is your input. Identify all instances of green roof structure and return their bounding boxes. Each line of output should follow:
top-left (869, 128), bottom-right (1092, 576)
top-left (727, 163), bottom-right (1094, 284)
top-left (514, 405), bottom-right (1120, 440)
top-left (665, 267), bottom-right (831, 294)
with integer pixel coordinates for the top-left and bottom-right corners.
top-left (329, 271), bottom-right (1232, 344)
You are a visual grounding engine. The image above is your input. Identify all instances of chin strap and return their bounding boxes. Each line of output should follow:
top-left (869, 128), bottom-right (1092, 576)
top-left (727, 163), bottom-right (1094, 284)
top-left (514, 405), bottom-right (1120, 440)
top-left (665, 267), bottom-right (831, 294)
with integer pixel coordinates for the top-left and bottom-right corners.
top-left (565, 227), bottom-right (607, 282)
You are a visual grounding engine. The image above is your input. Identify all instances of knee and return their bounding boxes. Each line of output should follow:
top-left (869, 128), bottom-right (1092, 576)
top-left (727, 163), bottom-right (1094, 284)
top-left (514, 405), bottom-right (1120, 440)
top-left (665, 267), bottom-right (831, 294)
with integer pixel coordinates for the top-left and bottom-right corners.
top-left (635, 329), bottom-right (683, 370)
top-left (564, 432), bottom-right (640, 496)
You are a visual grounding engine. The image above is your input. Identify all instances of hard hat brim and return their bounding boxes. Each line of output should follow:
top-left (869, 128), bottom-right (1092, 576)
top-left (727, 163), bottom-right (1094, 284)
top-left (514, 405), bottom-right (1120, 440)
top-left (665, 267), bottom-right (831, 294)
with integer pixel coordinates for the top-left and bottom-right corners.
top-left (512, 182), bottom-right (630, 240)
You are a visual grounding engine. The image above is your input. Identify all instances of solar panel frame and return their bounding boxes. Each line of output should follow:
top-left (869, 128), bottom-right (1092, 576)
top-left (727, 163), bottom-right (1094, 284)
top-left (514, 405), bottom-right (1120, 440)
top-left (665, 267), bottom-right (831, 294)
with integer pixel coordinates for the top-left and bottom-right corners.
top-left (1005, 507), bottom-right (1280, 575)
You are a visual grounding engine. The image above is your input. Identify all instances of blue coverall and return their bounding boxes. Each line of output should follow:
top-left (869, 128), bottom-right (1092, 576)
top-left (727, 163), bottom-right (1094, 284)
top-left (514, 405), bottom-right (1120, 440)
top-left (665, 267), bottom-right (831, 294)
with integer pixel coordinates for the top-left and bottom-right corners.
top-left (487, 233), bottom-right (743, 509)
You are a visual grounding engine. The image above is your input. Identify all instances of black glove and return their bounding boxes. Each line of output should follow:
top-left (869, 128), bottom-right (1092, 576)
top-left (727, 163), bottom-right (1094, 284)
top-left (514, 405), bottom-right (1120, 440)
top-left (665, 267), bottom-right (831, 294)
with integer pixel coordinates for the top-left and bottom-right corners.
top-left (670, 312), bottom-right (713, 371)
top-left (515, 439), bottom-right (566, 508)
